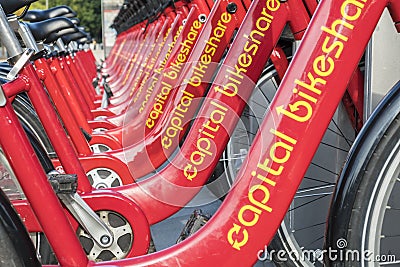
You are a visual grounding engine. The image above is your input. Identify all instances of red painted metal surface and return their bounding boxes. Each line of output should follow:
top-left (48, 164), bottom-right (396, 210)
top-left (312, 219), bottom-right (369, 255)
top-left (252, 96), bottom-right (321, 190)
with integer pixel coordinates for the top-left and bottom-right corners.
top-left (388, 0), bottom-right (400, 31)
top-left (270, 46), bottom-right (289, 80)
top-left (21, 64), bottom-right (93, 192)
top-left (113, 0), bottom-right (290, 223)
top-left (49, 58), bottom-right (93, 133)
top-left (113, 0), bottom-right (246, 179)
top-left (59, 56), bottom-right (94, 120)
top-left (0, 98), bottom-right (88, 267)
top-left (99, 11), bottom-right (186, 128)
top-left (2, 0), bottom-right (396, 266)
top-left (94, 0), bottom-right (388, 265)
top-left (65, 55), bottom-right (96, 110)
top-left (13, 191), bottom-right (150, 257)
top-left (35, 58), bottom-right (94, 156)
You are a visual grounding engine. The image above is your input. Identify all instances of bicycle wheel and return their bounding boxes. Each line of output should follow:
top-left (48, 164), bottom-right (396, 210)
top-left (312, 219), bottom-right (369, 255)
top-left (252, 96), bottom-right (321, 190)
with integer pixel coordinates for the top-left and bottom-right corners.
top-left (208, 61), bottom-right (357, 267)
top-left (0, 121), bottom-right (56, 264)
top-left (12, 94), bottom-right (54, 156)
top-left (325, 81), bottom-right (400, 267)
top-left (206, 63), bottom-right (278, 199)
top-left (0, 188), bottom-right (40, 267)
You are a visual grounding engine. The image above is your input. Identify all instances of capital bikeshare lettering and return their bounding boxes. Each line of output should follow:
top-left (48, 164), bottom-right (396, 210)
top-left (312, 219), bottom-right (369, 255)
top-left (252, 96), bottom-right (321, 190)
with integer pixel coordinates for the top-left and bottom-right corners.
top-left (184, 12), bottom-right (232, 87)
top-left (184, 100), bottom-right (228, 181)
top-left (155, 25), bottom-right (183, 75)
top-left (183, 0), bottom-right (280, 181)
top-left (149, 27), bottom-right (171, 70)
top-left (164, 19), bottom-right (202, 80)
top-left (132, 32), bottom-right (168, 102)
top-left (130, 41), bottom-right (159, 97)
top-left (139, 26), bottom-right (181, 113)
top-left (133, 70), bottom-right (151, 102)
top-left (182, 3), bottom-right (278, 182)
top-left (123, 41), bottom-right (146, 85)
top-left (227, 0), bottom-right (367, 251)
top-left (146, 20), bottom-right (202, 129)
top-left (162, 12), bottom-right (232, 150)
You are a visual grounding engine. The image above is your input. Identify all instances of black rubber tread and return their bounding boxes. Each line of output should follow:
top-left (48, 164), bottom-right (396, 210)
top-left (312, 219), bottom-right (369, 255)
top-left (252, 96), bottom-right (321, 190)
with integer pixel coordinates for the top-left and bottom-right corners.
top-left (0, 189), bottom-right (40, 266)
top-left (12, 95), bottom-right (55, 155)
top-left (325, 81), bottom-right (400, 267)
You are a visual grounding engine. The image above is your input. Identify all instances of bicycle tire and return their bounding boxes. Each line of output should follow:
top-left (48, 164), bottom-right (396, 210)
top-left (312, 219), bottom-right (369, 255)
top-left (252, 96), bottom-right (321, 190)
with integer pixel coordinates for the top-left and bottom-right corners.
top-left (325, 81), bottom-right (400, 266)
top-left (0, 188), bottom-right (40, 267)
top-left (1, 119), bottom-right (56, 264)
top-left (12, 95), bottom-right (54, 156)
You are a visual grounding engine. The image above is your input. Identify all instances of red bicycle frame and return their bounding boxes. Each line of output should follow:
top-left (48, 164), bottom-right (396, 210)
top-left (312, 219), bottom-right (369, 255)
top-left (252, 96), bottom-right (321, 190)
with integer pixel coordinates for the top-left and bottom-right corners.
top-left (1, 0), bottom-right (399, 265)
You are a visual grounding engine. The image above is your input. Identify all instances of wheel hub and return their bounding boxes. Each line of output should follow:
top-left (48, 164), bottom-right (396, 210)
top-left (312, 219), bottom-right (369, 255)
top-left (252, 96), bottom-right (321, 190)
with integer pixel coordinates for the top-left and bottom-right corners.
top-left (77, 210), bottom-right (133, 261)
top-left (87, 168), bottom-right (123, 189)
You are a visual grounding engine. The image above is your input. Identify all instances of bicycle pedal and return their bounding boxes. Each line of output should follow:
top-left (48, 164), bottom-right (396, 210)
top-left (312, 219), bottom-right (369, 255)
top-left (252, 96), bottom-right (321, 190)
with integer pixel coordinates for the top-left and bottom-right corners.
top-left (47, 173), bottom-right (78, 194)
top-left (176, 210), bottom-right (210, 243)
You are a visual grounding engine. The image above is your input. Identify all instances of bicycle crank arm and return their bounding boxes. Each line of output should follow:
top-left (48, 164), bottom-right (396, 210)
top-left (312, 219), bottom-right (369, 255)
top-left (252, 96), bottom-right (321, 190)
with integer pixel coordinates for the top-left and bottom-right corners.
top-left (58, 193), bottom-right (114, 248)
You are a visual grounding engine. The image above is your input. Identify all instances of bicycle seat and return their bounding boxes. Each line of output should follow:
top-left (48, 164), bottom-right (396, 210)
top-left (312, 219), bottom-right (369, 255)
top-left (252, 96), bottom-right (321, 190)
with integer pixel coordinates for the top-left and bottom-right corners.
top-left (26, 17), bottom-right (75, 42)
top-left (61, 30), bottom-right (88, 45)
top-left (0, 0), bottom-right (38, 15)
top-left (75, 37), bottom-right (90, 45)
top-left (24, 5), bottom-right (76, 22)
top-left (70, 17), bottom-right (80, 25)
top-left (45, 26), bottom-right (79, 43)
top-left (0, 62), bottom-right (11, 78)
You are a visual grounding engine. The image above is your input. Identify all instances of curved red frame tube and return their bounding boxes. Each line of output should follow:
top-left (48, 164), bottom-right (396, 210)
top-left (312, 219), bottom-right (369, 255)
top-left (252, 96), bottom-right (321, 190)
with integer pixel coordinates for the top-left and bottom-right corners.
top-left (3, 0), bottom-right (397, 266)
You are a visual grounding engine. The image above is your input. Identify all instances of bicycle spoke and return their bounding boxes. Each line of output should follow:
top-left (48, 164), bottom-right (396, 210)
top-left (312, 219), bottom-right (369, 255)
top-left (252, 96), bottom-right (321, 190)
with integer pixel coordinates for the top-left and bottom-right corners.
top-left (381, 234), bottom-right (400, 239)
top-left (249, 99), bottom-right (270, 110)
top-left (326, 127), bottom-right (354, 146)
top-left (386, 207), bottom-right (400, 211)
top-left (294, 185), bottom-right (335, 199)
top-left (319, 141), bottom-right (350, 153)
top-left (330, 119), bottom-right (354, 147)
top-left (293, 222), bottom-right (326, 232)
top-left (297, 184), bottom-right (335, 193)
top-left (288, 195), bottom-right (328, 212)
top-left (303, 176), bottom-right (333, 185)
top-left (241, 111), bottom-right (264, 121)
top-left (310, 162), bottom-right (338, 176)
top-left (303, 236), bottom-right (324, 249)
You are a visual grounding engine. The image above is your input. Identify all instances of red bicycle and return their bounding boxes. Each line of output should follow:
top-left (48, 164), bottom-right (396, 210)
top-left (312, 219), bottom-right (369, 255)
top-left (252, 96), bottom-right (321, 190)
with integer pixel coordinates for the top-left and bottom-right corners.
top-left (0, 0), bottom-right (398, 266)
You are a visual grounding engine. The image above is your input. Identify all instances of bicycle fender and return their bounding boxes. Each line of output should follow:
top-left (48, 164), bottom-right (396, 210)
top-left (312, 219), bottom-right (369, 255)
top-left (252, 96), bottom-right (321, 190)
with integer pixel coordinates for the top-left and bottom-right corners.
top-left (325, 80), bottom-right (400, 260)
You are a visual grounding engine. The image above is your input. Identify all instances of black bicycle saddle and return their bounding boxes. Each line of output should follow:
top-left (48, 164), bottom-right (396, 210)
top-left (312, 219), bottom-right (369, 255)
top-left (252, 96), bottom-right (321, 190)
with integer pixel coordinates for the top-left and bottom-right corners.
top-left (61, 30), bottom-right (88, 45)
top-left (45, 26), bottom-right (79, 44)
top-left (70, 17), bottom-right (80, 25)
top-left (26, 17), bottom-right (75, 42)
top-left (24, 5), bottom-right (76, 22)
top-left (0, 0), bottom-right (38, 15)
top-left (75, 37), bottom-right (90, 45)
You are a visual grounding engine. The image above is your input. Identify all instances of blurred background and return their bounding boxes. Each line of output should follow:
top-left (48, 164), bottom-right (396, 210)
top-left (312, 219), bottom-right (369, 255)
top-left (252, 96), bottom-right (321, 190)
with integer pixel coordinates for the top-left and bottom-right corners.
top-left (0, 0), bottom-right (126, 60)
